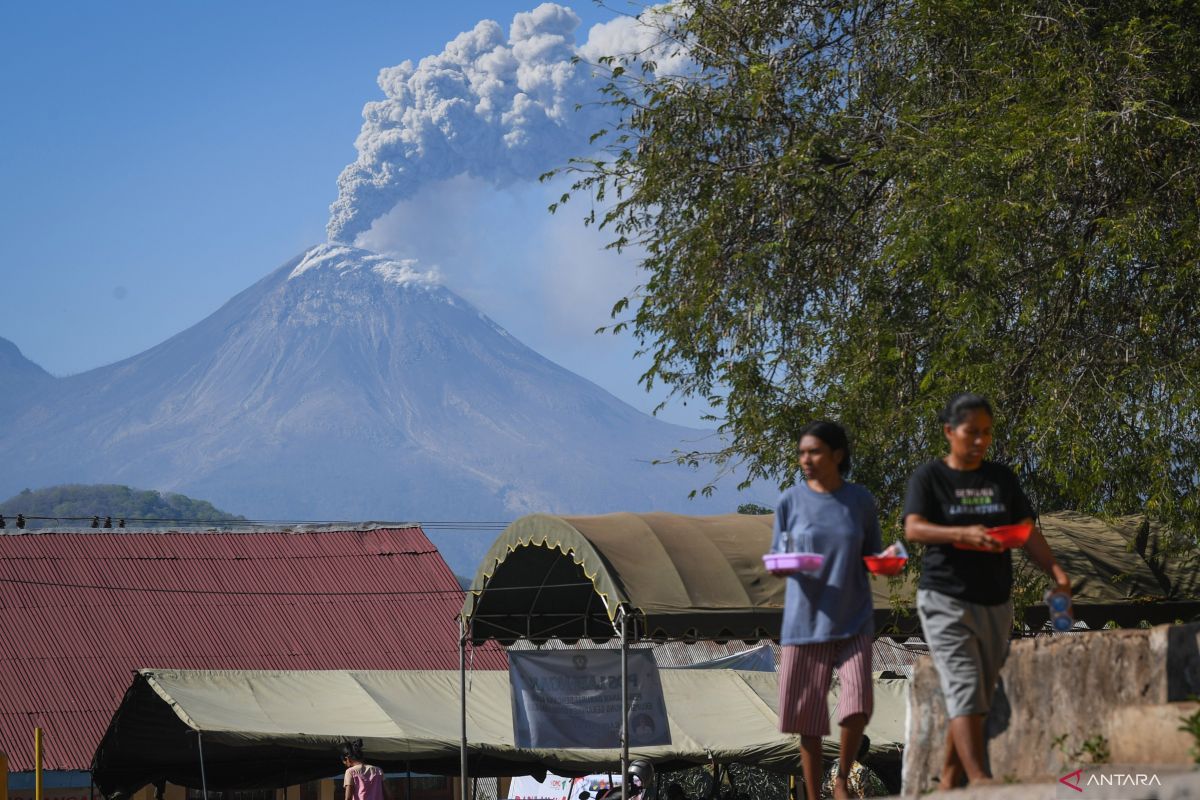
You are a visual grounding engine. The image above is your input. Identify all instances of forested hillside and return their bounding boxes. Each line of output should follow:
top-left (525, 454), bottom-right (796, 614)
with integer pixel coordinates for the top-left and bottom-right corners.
top-left (0, 484), bottom-right (245, 528)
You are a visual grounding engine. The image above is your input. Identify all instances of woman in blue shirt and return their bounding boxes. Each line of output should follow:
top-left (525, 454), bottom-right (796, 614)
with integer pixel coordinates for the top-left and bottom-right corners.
top-left (771, 420), bottom-right (885, 800)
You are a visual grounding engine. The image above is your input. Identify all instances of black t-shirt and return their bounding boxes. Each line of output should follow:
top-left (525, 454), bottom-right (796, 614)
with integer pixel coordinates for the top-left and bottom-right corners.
top-left (902, 459), bottom-right (1034, 605)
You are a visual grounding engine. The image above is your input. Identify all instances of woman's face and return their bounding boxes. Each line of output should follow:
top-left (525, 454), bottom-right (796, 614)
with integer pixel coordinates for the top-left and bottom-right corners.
top-left (944, 408), bottom-right (993, 467)
top-left (798, 434), bottom-right (843, 482)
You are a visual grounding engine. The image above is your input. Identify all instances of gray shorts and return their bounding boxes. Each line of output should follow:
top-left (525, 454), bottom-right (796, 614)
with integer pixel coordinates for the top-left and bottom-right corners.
top-left (916, 589), bottom-right (1013, 718)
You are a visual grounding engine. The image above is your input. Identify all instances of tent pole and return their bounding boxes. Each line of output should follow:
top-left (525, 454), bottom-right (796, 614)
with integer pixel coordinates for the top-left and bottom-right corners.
top-left (620, 606), bottom-right (629, 800)
top-left (459, 615), bottom-right (469, 800)
top-left (34, 727), bottom-right (43, 800)
top-left (196, 731), bottom-right (209, 800)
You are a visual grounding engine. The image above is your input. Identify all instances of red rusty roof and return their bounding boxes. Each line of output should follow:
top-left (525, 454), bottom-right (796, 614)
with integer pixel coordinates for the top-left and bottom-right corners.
top-left (0, 526), bottom-right (506, 773)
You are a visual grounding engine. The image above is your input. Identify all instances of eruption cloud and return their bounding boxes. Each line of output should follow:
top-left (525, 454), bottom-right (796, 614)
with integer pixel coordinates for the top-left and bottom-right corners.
top-left (326, 3), bottom-right (688, 245)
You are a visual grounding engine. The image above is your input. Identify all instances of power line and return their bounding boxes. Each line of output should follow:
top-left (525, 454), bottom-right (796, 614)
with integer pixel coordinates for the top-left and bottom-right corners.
top-left (2, 514), bottom-right (513, 531)
top-left (0, 576), bottom-right (593, 597)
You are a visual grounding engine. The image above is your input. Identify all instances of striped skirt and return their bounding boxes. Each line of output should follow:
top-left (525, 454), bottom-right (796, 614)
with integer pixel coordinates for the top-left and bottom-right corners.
top-left (778, 633), bottom-right (873, 736)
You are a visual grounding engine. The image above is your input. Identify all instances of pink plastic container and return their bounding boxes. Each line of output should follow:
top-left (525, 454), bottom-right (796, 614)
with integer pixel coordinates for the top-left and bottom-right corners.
top-left (763, 552), bottom-right (825, 575)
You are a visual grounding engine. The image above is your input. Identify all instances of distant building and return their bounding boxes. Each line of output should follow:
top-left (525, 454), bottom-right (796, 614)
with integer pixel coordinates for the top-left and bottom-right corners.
top-left (0, 525), bottom-right (505, 800)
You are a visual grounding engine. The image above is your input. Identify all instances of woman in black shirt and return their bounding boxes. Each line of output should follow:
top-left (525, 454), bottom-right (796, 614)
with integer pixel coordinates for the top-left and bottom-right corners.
top-left (903, 393), bottom-right (1070, 789)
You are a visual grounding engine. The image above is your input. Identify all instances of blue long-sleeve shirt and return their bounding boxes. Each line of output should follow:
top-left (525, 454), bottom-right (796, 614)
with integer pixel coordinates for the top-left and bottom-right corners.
top-left (771, 480), bottom-right (883, 645)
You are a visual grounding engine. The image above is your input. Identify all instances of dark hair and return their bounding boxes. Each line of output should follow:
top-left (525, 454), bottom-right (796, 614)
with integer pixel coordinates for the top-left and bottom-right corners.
top-left (796, 420), bottom-right (851, 475)
top-left (340, 739), bottom-right (364, 761)
top-left (938, 393), bottom-right (993, 427)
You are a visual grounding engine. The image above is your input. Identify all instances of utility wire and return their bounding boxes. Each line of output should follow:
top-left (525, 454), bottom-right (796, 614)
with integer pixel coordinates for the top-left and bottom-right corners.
top-left (4, 514), bottom-right (513, 531)
top-left (0, 576), bottom-right (594, 597)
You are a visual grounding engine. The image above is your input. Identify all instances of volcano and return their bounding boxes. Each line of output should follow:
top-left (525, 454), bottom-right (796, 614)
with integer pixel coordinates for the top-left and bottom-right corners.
top-left (0, 245), bottom-right (747, 569)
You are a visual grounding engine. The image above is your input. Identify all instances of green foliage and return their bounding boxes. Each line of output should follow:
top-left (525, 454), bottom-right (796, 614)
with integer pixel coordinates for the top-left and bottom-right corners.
top-left (0, 484), bottom-right (245, 528)
top-left (1052, 731), bottom-right (1110, 765)
top-left (1179, 703), bottom-right (1200, 764)
top-left (559, 0), bottom-right (1200, 566)
top-left (737, 501), bottom-right (774, 515)
top-left (1079, 734), bottom-right (1111, 765)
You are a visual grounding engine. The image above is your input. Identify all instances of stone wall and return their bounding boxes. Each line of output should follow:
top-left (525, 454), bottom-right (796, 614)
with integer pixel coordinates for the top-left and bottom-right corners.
top-left (902, 622), bottom-right (1200, 794)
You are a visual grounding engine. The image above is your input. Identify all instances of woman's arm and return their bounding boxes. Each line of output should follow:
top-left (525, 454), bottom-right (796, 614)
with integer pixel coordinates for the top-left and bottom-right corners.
top-left (770, 494), bottom-right (790, 553)
top-left (1022, 519), bottom-right (1072, 592)
top-left (904, 513), bottom-right (1003, 552)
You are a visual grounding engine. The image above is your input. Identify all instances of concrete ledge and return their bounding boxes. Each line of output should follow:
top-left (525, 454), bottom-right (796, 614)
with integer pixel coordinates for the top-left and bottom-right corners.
top-left (1108, 703), bottom-right (1200, 765)
top-left (903, 622), bottom-right (1200, 794)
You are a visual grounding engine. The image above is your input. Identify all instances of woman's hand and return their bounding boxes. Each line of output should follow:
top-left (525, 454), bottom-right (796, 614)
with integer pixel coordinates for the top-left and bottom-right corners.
top-left (1050, 563), bottom-right (1072, 595)
top-left (906, 514), bottom-right (999, 549)
top-left (957, 524), bottom-right (1002, 552)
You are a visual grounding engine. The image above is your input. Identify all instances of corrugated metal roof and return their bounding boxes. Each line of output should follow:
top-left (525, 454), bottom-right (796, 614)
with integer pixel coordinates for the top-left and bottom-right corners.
top-left (0, 527), bottom-right (505, 772)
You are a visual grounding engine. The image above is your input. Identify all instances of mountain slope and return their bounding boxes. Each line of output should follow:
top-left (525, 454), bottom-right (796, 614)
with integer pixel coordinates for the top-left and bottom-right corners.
top-left (0, 337), bottom-right (53, 418)
top-left (0, 246), bottom-right (741, 538)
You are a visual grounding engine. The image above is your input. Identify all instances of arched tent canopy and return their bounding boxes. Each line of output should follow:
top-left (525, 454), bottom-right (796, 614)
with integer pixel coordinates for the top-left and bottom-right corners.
top-left (460, 511), bottom-right (1200, 647)
top-left (461, 512), bottom-right (785, 645)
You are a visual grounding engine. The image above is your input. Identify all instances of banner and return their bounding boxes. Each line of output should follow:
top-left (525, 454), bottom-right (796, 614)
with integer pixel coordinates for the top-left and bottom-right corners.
top-left (509, 649), bottom-right (671, 748)
top-left (507, 773), bottom-right (574, 800)
top-left (570, 774), bottom-right (622, 800)
top-left (507, 773), bottom-right (622, 800)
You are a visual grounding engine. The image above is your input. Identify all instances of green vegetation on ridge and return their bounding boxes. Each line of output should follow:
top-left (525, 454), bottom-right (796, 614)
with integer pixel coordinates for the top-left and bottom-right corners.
top-left (0, 484), bottom-right (245, 528)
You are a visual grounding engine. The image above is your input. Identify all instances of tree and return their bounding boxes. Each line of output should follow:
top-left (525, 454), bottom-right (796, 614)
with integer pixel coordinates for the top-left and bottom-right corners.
top-left (0, 484), bottom-right (245, 529)
top-left (562, 0), bottom-right (1200, 551)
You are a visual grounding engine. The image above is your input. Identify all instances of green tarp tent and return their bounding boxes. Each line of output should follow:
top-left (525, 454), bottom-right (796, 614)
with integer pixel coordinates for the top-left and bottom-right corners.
top-left (461, 513), bottom-right (785, 644)
top-left (461, 511), bottom-right (1199, 642)
top-left (91, 668), bottom-right (908, 797)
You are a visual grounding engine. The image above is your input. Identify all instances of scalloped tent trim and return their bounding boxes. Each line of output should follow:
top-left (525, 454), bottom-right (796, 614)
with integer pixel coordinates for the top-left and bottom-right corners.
top-left (461, 512), bottom-right (783, 645)
top-left (459, 511), bottom-right (1200, 645)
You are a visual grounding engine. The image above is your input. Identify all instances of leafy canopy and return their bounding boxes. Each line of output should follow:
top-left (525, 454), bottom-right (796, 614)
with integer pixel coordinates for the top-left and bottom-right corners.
top-left (560, 0), bottom-right (1200, 547)
top-left (0, 484), bottom-right (245, 528)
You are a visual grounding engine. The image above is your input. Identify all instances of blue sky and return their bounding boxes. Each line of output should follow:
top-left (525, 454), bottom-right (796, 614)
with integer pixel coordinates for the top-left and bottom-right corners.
top-left (0, 1), bottom-right (712, 428)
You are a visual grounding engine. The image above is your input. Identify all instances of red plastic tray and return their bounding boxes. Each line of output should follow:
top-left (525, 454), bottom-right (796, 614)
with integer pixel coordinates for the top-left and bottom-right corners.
top-left (953, 522), bottom-right (1033, 551)
top-left (863, 555), bottom-right (908, 576)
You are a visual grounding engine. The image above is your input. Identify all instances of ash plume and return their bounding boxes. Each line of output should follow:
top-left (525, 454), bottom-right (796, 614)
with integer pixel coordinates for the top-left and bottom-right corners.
top-left (326, 3), bottom-right (688, 244)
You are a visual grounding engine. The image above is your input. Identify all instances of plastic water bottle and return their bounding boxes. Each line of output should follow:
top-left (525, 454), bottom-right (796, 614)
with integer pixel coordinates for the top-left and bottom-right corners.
top-left (1044, 588), bottom-right (1074, 632)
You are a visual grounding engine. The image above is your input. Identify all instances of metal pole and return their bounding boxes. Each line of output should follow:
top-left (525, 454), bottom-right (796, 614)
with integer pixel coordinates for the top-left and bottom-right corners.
top-left (196, 731), bottom-right (209, 800)
top-left (620, 608), bottom-right (629, 800)
top-left (34, 728), bottom-right (42, 800)
top-left (406, 763), bottom-right (412, 800)
top-left (459, 616), bottom-right (469, 800)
